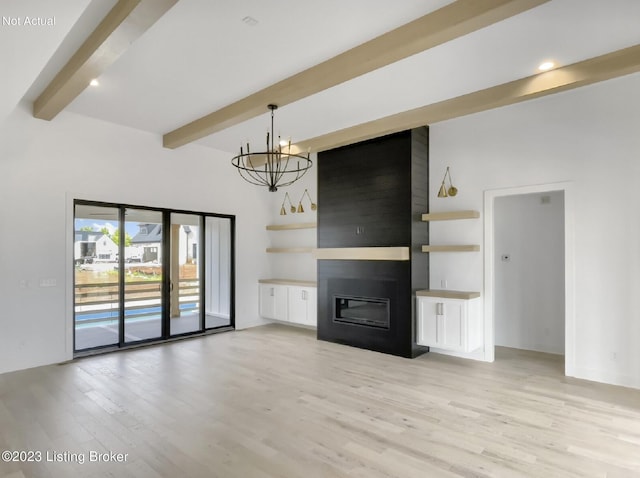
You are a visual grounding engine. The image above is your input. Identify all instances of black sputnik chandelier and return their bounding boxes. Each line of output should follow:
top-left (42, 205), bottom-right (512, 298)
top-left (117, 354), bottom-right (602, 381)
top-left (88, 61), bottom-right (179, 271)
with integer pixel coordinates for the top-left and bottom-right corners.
top-left (231, 104), bottom-right (312, 192)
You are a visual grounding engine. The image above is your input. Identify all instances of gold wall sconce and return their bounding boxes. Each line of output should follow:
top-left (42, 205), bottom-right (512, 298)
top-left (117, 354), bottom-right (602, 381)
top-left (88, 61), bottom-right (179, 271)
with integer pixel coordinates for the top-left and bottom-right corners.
top-left (437, 166), bottom-right (458, 198)
top-left (280, 189), bottom-right (317, 215)
top-left (279, 192), bottom-right (296, 215)
top-left (296, 189), bottom-right (317, 213)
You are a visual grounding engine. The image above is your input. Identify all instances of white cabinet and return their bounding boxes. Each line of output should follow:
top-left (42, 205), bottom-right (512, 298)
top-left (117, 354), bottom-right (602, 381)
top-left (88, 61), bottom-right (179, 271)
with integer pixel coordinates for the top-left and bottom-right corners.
top-left (416, 292), bottom-right (481, 353)
top-left (259, 281), bottom-right (317, 327)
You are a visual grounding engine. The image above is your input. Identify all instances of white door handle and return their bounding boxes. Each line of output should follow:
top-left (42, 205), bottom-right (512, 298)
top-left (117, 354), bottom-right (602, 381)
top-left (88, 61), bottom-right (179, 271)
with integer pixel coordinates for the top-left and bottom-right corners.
top-left (436, 302), bottom-right (444, 315)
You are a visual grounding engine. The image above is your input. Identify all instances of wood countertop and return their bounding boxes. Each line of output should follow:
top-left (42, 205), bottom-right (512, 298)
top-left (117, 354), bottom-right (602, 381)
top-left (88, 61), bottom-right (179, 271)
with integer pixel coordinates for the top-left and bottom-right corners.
top-left (416, 289), bottom-right (480, 300)
top-left (259, 279), bottom-right (317, 287)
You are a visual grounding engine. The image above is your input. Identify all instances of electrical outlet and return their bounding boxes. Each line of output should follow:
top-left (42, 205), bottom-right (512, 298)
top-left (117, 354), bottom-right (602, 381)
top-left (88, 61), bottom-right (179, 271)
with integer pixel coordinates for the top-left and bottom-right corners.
top-left (440, 279), bottom-right (447, 289)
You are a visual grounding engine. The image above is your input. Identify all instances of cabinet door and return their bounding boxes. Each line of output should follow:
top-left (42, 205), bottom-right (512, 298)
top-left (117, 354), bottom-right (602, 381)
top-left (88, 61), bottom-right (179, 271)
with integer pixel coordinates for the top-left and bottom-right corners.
top-left (288, 286), bottom-right (307, 324)
top-left (305, 287), bottom-right (317, 326)
top-left (274, 285), bottom-right (288, 321)
top-left (440, 301), bottom-right (465, 351)
top-left (417, 297), bottom-right (438, 347)
top-left (287, 287), bottom-right (317, 326)
top-left (260, 284), bottom-right (288, 321)
top-left (259, 284), bottom-right (277, 320)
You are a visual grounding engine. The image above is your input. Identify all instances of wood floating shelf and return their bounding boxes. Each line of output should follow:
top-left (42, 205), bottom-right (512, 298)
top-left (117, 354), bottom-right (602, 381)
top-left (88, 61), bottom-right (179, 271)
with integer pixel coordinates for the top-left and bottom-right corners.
top-left (266, 247), bottom-right (314, 254)
top-left (422, 245), bottom-right (480, 252)
top-left (416, 289), bottom-right (480, 300)
top-left (421, 210), bottom-right (480, 221)
top-left (266, 222), bottom-right (317, 231)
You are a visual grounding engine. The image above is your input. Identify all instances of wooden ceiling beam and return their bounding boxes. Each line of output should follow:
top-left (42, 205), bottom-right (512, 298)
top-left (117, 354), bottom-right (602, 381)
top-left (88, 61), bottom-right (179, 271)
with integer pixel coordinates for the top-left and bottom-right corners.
top-left (163, 0), bottom-right (550, 149)
top-left (33, 0), bottom-right (177, 121)
top-left (294, 44), bottom-right (640, 153)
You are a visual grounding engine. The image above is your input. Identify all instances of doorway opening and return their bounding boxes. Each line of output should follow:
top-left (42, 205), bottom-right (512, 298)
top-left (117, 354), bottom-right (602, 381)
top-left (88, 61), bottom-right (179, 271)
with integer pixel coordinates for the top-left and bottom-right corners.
top-left (484, 183), bottom-right (574, 377)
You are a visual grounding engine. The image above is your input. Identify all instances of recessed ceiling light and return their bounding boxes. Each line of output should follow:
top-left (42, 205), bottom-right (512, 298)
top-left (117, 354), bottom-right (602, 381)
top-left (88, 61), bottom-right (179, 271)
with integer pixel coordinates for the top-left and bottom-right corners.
top-left (89, 79), bottom-right (99, 87)
top-left (538, 61), bottom-right (555, 72)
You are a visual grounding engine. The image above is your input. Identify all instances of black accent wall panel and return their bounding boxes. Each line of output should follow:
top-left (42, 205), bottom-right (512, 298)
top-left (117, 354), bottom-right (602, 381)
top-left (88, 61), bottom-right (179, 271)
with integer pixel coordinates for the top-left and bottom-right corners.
top-left (317, 131), bottom-right (413, 248)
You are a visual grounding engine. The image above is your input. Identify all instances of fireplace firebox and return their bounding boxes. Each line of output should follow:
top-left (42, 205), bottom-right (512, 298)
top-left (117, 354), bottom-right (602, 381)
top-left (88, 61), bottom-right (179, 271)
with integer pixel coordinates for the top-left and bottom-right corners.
top-left (334, 295), bottom-right (390, 329)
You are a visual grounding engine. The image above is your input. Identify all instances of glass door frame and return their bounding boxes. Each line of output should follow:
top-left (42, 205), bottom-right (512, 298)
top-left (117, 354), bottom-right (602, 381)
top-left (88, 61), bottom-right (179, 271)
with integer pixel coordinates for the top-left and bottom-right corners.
top-left (73, 199), bottom-right (235, 354)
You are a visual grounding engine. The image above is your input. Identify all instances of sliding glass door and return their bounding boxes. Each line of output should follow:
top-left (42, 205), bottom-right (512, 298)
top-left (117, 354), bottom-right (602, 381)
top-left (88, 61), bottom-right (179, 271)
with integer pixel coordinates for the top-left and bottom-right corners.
top-left (74, 204), bottom-right (121, 350)
top-left (123, 208), bottom-right (164, 343)
top-left (73, 201), bottom-right (234, 353)
top-left (170, 213), bottom-right (201, 336)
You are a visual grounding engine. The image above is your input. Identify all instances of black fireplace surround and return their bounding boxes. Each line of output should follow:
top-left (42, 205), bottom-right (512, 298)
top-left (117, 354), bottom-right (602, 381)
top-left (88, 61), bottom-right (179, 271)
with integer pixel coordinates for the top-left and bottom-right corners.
top-left (319, 261), bottom-right (419, 357)
top-left (316, 128), bottom-right (429, 358)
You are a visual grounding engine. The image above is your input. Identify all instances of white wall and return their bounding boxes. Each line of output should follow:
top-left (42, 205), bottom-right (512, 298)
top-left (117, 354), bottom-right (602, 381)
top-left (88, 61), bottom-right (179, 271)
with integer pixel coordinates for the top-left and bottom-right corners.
top-left (430, 72), bottom-right (640, 388)
top-left (265, 166), bottom-right (318, 283)
top-left (0, 102), bottom-right (271, 374)
top-left (494, 191), bottom-right (565, 354)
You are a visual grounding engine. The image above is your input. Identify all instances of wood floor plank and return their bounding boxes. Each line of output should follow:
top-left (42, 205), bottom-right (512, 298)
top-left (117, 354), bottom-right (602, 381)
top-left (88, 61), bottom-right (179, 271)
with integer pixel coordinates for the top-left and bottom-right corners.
top-left (1, 324), bottom-right (640, 477)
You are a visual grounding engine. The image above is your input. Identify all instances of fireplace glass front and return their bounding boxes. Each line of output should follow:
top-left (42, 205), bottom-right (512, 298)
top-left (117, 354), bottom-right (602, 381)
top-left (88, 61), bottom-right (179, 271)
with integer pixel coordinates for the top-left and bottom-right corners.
top-left (334, 295), bottom-right (390, 329)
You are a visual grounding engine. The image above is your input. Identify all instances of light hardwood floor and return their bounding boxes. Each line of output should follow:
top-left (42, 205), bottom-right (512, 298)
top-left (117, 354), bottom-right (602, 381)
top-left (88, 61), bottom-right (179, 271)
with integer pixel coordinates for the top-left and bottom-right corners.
top-left (1, 324), bottom-right (639, 478)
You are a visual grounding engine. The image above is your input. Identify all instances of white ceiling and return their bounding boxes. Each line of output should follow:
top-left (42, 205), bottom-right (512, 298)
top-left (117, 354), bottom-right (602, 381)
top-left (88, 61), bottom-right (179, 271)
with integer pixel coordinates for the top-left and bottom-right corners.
top-left (4, 0), bottom-right (640, 154)
top-left (0, 0), bottom-right (93, 123)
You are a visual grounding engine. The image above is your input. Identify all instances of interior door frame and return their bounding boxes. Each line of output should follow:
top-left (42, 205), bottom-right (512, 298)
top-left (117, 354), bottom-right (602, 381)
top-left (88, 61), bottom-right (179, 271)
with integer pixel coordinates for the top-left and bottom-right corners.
top-left (483, 181), bottom-right (575, 377)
